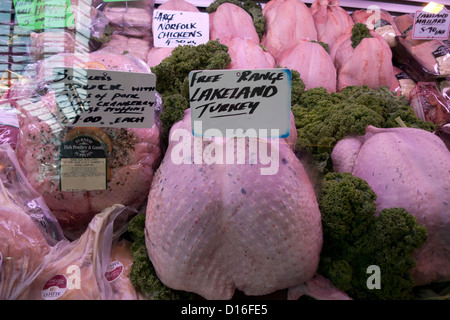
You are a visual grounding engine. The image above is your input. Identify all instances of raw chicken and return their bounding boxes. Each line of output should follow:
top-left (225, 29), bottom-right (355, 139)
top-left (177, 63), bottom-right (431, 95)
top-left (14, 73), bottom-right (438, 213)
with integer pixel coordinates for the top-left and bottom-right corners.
top-left (146, 0), bottom-right (200, 67)
top-left (209, 3), bottom-right (259, 47)
top-left (227, 38), bottom-right (275, 70)
top-left (277, 40), bottom-right (336, 93)
top-left (330, 27), bottom-right (398, 91)
top-left (100, 34), bottom-right (151, 62)
top-left (262, 0), bottom-right (318, 60)
top-left (145, 110), bottom-right (323, 300)
top-left (13, 52), bottom-right (162, 240)
top-left (352, 8), bottom-right (401, 48)
top-left (310, 0), bottom-right (353, 51)
top-left (331, 125), bottom-right (450, 285)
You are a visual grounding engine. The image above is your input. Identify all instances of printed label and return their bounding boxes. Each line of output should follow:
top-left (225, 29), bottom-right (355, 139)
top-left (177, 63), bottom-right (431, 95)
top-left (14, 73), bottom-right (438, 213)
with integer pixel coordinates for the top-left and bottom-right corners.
top-left (412, 8), bottom-right (450, 40)
top-left (374, 19), bottom-right (391, 28)
top-left (13, 0), bottom-right (75, 29)
top-left (60, 135), bottom-right (108, 191)
top-left (395, 71), bottom-right (412, 80)
top-left (51, 68), bottom-right (156, 129)
top-left (104, 261), bottom-right (124, 283)
top-left (41, 274), bottom-right (68, 300)
top-left (189, 69), bottom-right (291, 138)
top-left (153, 9), bottom-right (209, 48)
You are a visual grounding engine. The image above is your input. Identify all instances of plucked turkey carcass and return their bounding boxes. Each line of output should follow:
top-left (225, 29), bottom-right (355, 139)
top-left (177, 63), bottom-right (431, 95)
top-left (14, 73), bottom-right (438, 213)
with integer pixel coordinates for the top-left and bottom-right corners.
top-left (310, 0), bottom-right (353, 51)
top-left (330, 25), bottom-right (398, 91)
top-left (227, 38), bottom-right (275, 70)
top-left (262, 0), bottom-right (318, 61)
top-left (209, 2), bottom-right (260, 47)
top-left (277, 40), bottom-right (336, 93)
top-left (331, 125), bottom-right (450, 285)
top-left (145, 110), bottom-right (323, 300)
top-left (12, 52), bottom-right (162, 240)
top-left (146, 0), bottom-right (200, 67)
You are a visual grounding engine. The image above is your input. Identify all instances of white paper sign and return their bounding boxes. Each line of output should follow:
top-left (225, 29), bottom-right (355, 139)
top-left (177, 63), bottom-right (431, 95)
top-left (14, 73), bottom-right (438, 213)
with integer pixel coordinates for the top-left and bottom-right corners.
top-left (189, 69), bottom-right (291, 138)
top-left (153, 9), bottom-right (209, 48)
top-left (51, 68), bottom-right (156, 128)
top-left (412, 8), bottom-right (450, 40)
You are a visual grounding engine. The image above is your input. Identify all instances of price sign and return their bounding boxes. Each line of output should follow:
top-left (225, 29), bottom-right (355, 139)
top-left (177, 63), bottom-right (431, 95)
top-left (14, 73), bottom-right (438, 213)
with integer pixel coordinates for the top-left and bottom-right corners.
top-left (412, 7), bottom-right (450, 40)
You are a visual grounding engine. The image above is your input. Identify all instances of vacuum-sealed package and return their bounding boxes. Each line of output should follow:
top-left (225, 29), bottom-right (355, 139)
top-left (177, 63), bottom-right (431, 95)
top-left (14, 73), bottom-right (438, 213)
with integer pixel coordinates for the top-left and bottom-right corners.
top-left (19, 204), bottom-right (140, 300)
top-left (8, 51), bottom-right (162, 240)
top-left (409, 82), bottom-right (450, 126)
top-left (392, 13), bottom-right (450, 81)
top-left (0, 143), bottom-right (65, 300)
top-left (393, 66), bottom-right (417, 100)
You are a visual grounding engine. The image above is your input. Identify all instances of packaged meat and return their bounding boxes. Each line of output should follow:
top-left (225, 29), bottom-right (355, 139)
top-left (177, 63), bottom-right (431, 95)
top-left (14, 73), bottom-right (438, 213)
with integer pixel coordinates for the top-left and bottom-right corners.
top-left (19, 204), bottom-right (139, 300)
top-left (0, 98), bottom-right (19, 150)
top-left (262, 0), bottom-right (318, 60)
top-left (435, 123), bottom-right (450, 150)
top-left (409, 82), bottom-right (450, 126)
top-left (145, 110), bottom-right (323, 300)
top-left (0, 143), bottom-right (64, 300)
top-left (392, 14), bottom-right (450, 81)
top-left (352, 8), bottom-right (401, 48)
top-left (9, 52), bottom-right (162, 240)
top-left (277, 39), bottom-right (336, 93)
top-left (310, 0), bottom-right (354, 51)
top-left (330, 24), bottom-right (398, 92)
top-left (393, 66), bottom-right (417, 100)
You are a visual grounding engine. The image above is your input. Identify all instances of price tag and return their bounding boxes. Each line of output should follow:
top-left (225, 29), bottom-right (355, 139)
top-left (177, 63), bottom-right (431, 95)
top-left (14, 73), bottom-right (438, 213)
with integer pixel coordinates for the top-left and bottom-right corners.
top-left (13, 0), bottom-right (74, 29)
top-left (153, 9), bottom-right (209, 48)
top-left (189, 69), bottom-right (291, 138)
top-left (51, 68), bottom-right (156, 129)
top-left (412, 7), bottom-right (450, 40)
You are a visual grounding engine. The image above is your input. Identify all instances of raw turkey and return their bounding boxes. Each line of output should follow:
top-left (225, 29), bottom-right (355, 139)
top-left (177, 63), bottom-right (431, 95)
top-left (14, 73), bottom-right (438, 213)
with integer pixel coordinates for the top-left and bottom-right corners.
top-left (262, 0), bottom-right (318, 60)
top-left (352, 8), bottom-right (401, 48)
top-left (209, 2), bottom-right (259, 47)
top-left (277, 40), bottom-right (336, 93)
top-left (146, 0), bottom-right (200, 67)
top-left (330, 26), bottom-right (398, 91)
top-left (227, 38), bottom-right (275, 70)
top-left (145, 110), bottom-right (323, 300)
top-left (310, 0), bottom-right (353, 51)
top-left (12, 52), bottom-right (162, 240)
top-left (331, 125), bottom-right (450, 285)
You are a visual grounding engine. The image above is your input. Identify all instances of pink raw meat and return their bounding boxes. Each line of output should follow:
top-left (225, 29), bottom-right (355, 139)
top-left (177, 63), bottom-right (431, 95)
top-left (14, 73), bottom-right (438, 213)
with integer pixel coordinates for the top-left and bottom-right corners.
top-left (145, 110), bottom-right (323, 299)
top-left (331, 125), bottom-right (450, 285)
top-left (209, 3), bottom-right (259, 46)
top-left (262, 0), bottom-right (318, 61)
top-left (277, 40), bottom-right (336, 93)
top-left (330, 28), bottom-right (398, 91)
top-left (227, 38), bottom-right (275, 69)
top-left (310, 0), bottom-right (353, 51)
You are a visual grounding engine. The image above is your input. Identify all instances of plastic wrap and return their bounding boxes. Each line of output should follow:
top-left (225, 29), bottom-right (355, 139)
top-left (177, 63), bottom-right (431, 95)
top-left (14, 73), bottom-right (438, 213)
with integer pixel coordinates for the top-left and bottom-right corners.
top-left (8, 51), bottom-right (162, 240)
top-left (352, 8), bottom-right (401, 48)
top-left (393, 66), bottom-right (417, 100)
top-left (0, 143), bottom-right (65, 300)
top-left (19, 204), bottom-right (139, 300)
top-left (409, 82), bottom-right (450, 126)
top-left (392, 14), bottom-right (450, 82)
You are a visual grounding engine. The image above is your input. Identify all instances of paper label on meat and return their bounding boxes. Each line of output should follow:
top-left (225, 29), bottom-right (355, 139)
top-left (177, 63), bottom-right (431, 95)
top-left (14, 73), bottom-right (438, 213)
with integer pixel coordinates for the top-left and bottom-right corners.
top-left (51, 68), bottom-right (156, 129)
top-left (153, 10), bottom-right (210, 48)
top-left (432, 45), bottom-right (450, 76)
top-left (104, 261), bottom-right (124, 283)
top-left (189, 69), bottom-right (291, 138)
top-left (412, 9), bottom-right (450, 40)
top-left (60, 136), bottom-right (108, 191)
top-left (41, 274), bottom-right (68, 300)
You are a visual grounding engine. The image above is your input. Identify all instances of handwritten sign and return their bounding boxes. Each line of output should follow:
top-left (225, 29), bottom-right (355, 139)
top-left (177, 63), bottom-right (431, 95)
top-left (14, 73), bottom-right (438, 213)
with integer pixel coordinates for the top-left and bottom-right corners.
top-left (189, 69), bottom-right (291, 138)
top-left (13, 0), bottom-right (74, 29)
top-left (51, 68), bottom-right (156, 129)
top-left (153, 9), bottom-right (209, 48)
top-left (412, 8), bottom-right (450, 40)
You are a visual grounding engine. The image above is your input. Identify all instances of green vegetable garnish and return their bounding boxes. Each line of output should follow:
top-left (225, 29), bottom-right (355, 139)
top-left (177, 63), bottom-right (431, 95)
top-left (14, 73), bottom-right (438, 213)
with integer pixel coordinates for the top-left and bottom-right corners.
top-left (351, 23), bottom-right (373, 48)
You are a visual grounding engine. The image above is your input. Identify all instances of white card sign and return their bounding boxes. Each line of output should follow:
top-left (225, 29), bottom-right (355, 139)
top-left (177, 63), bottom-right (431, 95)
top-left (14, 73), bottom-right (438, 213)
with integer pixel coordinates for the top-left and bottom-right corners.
top-left (412, 8), bottom-right (450, 40)
top-left (189, 69), bottom-right (291, 138)
top-left (153, 9), bottom-right (209, 48)
top-left (52, 68), bottom-right (156, 128)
